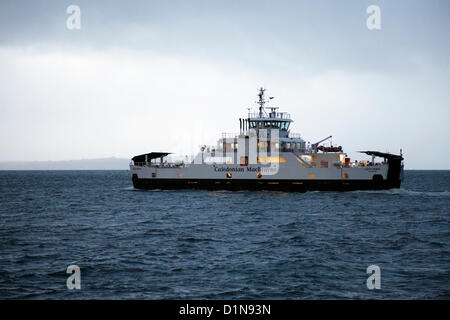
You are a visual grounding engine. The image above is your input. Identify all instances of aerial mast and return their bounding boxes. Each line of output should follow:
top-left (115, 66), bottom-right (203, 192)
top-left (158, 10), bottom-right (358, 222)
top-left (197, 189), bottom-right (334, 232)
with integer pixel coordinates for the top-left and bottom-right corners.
top-left (257, 87), bottom-right (266, 118)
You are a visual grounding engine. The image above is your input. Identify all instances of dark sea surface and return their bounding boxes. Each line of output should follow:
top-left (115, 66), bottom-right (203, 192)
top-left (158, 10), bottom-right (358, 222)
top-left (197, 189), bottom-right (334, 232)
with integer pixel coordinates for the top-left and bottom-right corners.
top-left (0, 170), bottom-right (448, 299)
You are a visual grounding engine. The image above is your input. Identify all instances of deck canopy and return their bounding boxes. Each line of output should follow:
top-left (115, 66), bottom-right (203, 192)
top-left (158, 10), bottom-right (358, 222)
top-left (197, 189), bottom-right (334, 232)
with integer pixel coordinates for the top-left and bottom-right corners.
top-left (359, 151), bottom-right (403, 160)
top-left (132, 152), bottom-right (171, 163)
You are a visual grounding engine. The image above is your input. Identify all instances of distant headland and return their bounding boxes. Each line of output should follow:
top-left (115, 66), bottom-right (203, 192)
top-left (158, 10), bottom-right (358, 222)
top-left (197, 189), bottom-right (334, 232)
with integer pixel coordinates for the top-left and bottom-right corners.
top-left (0, 157), bottom-right (130, 170)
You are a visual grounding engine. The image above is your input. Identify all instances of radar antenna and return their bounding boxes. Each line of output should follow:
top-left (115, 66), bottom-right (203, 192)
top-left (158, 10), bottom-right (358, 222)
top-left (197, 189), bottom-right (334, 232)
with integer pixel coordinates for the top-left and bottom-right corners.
top-left (257, 87), bottom-right (271, 118)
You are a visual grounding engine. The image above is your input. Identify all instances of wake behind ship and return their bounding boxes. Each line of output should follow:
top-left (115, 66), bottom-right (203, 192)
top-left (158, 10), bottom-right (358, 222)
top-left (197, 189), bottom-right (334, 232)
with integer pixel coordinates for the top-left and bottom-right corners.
top-left (130, 88), bottom-right (403, 192)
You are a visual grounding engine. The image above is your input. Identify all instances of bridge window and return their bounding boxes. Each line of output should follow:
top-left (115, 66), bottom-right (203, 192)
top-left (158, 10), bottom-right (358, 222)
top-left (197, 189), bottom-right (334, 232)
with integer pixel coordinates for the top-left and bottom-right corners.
top-left (281, 122), bottom-right (290, 130)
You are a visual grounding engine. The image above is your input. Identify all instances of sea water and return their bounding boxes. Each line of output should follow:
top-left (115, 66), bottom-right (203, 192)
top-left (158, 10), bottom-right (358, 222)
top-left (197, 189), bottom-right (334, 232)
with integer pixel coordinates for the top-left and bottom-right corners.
top-left (0, 170), bottom-right (448, 299)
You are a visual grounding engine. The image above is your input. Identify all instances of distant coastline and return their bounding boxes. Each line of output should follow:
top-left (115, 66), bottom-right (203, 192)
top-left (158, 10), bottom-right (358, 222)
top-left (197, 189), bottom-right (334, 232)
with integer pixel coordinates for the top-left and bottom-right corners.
top-left (0, 157), bottom-right (130, 170)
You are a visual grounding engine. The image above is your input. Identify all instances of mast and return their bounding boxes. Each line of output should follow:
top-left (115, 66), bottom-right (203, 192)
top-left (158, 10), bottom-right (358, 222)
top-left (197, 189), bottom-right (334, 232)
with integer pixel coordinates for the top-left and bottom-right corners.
top-left (257, 87), bottom-right (266, 118)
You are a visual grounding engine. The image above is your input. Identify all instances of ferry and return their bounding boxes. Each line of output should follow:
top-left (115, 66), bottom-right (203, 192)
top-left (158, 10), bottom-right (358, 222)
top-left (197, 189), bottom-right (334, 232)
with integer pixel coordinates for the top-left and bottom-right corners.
top-left (130, 88), bottom-right (403, 191)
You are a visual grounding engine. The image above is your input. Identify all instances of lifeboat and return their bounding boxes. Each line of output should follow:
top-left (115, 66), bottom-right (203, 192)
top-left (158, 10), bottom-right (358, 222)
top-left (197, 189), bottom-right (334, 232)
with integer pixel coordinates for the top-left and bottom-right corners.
top-left (317, 145), bottom-right (342, 152)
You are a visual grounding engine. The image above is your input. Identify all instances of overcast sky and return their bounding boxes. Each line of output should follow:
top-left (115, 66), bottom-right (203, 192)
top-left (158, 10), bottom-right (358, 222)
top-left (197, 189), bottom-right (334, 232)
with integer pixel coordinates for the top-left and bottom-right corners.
top-left (0, 0), bottom-right (449, 169)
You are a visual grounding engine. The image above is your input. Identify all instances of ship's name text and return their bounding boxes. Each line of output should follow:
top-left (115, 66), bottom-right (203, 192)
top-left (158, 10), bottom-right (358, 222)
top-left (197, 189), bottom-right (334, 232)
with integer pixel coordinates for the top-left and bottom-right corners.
top-left (213, 166), bottom-right (261, 173)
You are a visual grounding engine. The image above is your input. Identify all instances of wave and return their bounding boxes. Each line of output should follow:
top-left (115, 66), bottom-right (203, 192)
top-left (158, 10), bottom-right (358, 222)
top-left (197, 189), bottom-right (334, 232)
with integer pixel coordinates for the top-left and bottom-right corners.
top-left (122, 187), bottom-right (177, 192)
top-left (123, 186), bottom-right (448, 197)
top-left (353, 188), bottom-right (450, 197)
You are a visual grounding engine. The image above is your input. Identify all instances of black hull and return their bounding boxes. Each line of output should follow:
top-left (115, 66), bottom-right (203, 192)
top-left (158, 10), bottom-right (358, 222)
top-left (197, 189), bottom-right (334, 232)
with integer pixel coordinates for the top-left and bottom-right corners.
top-left (132, 177), bottom-right (401, 192)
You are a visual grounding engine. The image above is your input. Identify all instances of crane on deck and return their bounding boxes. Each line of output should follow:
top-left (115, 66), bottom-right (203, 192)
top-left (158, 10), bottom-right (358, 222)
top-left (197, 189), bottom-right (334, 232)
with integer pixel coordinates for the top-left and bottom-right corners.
top-left (312, 135), bottom-right (332, 152)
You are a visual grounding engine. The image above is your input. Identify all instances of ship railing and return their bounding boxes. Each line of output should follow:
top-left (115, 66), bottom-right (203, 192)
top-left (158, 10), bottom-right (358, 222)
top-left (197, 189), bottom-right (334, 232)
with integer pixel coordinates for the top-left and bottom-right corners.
top-left (221, 132), bottom-right (240, 139)
top-left (132, 162), bottom-right (186, 168)
top-left (248, 112), bottom-right (291, 119)
top-left (347, 161), bottom-right (387, 168)
top-left (288, 132), bottom-right (302, 139)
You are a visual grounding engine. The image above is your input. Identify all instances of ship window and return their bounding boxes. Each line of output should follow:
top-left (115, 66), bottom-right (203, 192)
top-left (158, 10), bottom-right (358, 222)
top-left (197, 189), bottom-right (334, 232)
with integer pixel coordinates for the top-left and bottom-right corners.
top-left (250, 121), bottom-right (256, 128)
top-left (257, 157), bottom-right (286, 163)
top-left (320, 161), bottom-right (328, 168)
top-left (282, 122), bottom-right (290, 130)
top-left (226, 173), bottom-right (232, 178)
top-left (258, 121), bottom-right (263, 129)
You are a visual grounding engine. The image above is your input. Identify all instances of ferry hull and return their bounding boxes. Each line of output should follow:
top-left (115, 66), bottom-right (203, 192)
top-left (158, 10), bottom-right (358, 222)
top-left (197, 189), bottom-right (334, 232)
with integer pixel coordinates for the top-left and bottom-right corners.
top-left (131, 151), bottom-right (403, 192)
top-left (132, 177), bottom-right (401, 192)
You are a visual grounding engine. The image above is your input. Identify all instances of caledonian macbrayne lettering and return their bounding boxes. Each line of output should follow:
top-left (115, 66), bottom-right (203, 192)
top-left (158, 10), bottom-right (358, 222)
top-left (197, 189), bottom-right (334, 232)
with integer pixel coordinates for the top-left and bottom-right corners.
top-left (213, 165), bottom-right (261, 172)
